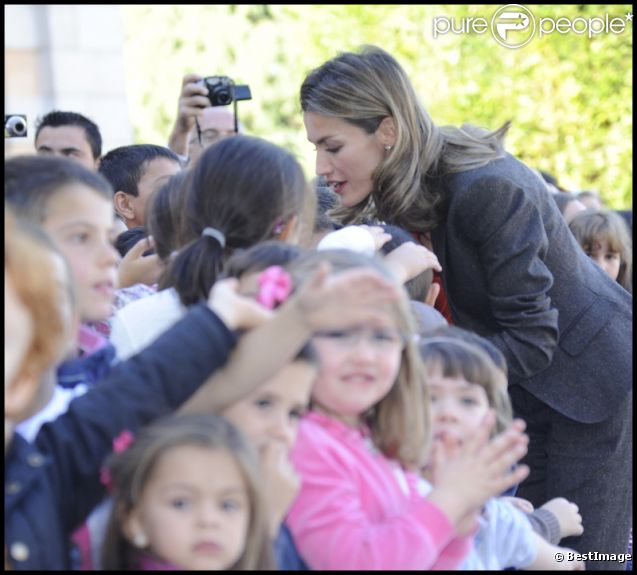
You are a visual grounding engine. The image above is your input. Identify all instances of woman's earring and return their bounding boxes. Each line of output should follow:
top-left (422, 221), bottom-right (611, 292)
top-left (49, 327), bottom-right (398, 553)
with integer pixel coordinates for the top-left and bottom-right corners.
top-left (133, 532), bottom-right (148, 548)
top-left (384, 144), bottom-right (393, 152)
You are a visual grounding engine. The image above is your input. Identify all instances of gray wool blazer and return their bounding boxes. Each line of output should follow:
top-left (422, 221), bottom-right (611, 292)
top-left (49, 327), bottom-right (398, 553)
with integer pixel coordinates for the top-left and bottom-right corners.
top-left (429, 153), bottom-right (632, 424)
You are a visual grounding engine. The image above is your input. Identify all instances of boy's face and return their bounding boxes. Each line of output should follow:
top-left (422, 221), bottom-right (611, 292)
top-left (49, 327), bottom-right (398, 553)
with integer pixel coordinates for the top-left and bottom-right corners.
top-left (42, 184), bottom-right (120, 323)
top-left (122, 157), bottom-right (181, 228)
top-left (427, 364), bottom-right (490, 449)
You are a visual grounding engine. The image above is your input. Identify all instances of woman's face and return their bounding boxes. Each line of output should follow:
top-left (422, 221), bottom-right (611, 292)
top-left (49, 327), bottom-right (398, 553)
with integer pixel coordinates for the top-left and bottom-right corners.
top-left (304, 112), bottom-right (388, 208)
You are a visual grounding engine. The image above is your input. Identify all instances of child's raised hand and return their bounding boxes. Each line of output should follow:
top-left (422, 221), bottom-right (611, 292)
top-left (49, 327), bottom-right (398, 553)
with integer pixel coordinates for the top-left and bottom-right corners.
top-left (383, 241), bottom-right (442, 284)
top-left (207, 278), bottom-right (273, 331)
top-left (475, 417), bottom-right (529, 499)
top-left (290, 262), bottom-right (401, 331)
top-left (259, 441), bottom-right (301, 535)
top-left (540, 497), bottom-right (584, 539)
top-left (422, 428), bottom-right (460, 484)
top-left (426, 411), bottom-right (530, 530)
top-left (117, 235), bottom-right (162, 288)
top-left (358, 225), bottom-right (392, 251)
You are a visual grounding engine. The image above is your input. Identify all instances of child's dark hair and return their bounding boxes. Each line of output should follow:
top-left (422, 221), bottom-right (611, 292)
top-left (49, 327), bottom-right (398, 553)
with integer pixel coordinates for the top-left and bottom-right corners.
top-left (101, 413), bottom-right (275, 570)
top-left (35, 110), bottom-right (102, 159)
top-left (418, 337), bottom-right (512, 435)
top-left (551, 191), bottom-right (582, 218)
top-left (423, 324), bottom-right (508, 375)
top-left (539, 170), bottom-right (565, 192)
top-left (146, 170), bottom-right (190, 263)
top-left (221, 240), bottom-right (305, 282)
top-left (114, 226), bottom-right (147, 258)
top-left (4, 155), bottom-right (113, 223)
top-left (99, 144), bottom-right (181, 198)
top-left (163, 135), bottom-right (308, 306)
top-left (569, 208), bottom-right (633, 293)
top-left (378, 223), bottom-right (433, 301)
top-left (409, 301), bottom-right (447, 335)
top-left (314, 180), bottom-right (340, 233)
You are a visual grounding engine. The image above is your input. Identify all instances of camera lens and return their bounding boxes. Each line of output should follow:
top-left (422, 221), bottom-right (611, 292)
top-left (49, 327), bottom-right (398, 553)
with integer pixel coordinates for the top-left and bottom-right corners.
top-left (5, 115), bottom-right (27, 138)
top-left (215, 90), bottom-right (232, 105)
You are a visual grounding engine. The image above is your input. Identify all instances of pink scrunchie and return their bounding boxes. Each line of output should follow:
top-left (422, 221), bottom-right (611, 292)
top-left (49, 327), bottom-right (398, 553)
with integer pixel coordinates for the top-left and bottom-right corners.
top-left (256, 265), bottom-right (292, 309)
top-left (99, 429), bottom-right (135, 491)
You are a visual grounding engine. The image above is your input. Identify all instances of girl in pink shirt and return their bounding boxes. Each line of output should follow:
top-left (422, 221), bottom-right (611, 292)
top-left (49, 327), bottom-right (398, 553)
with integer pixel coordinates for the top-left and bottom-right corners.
top-left (285, 250), bottom-right (530, 570)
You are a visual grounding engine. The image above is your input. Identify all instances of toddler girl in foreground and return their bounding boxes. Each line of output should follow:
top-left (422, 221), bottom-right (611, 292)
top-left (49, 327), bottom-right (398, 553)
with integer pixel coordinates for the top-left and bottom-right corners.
top-left (101, 413), bottom-right (274, 570)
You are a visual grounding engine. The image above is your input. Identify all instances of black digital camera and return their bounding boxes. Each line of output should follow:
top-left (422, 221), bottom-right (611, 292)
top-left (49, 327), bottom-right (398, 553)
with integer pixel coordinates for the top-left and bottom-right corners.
top-left (200, 76), bottom-right (252, 107)
top-left (5, 115), bottom-right (27, 138)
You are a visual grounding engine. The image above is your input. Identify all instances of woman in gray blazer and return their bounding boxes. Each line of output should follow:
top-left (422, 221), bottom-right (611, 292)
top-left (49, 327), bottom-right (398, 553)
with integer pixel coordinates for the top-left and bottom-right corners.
top-left (299, 45), bottom-right (632, 571)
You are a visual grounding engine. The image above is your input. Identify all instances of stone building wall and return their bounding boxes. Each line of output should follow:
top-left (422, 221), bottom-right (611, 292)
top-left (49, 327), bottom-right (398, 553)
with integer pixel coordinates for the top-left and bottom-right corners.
top-left (5, 5), bottom-right (132, 157)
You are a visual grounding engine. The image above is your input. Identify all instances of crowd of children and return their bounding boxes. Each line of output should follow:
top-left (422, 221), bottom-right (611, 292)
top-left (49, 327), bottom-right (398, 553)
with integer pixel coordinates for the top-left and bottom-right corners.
top-left (5, 49), bottom-right (633, 572)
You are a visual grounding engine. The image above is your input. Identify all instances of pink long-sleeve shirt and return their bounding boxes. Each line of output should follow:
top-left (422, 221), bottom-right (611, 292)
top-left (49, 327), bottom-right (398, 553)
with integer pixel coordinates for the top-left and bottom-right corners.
top-left (286, 411), bottom-right (473, 570)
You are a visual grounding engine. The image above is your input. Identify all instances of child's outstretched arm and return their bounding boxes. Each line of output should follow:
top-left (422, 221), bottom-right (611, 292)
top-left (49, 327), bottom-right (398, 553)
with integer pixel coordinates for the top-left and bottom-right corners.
top-left (31, 279), bottom-right (268, 535)
top-left (181, 263), bottom-right (401, 412)
top-left (500, 495), bottom-right (583, 544)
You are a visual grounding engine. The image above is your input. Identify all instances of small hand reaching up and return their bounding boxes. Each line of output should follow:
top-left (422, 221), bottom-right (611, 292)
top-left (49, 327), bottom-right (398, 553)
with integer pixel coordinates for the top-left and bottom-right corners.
top-left (540, 497), bottom-right (584, 539)
top-left (426, 411), bottom-right (530, 535)
top-left (117, 235), bottom-right (162, 288)
top-left (207, 277), bottom-right (273, 331)
top-left (383, 241), bottom-right (442, 285)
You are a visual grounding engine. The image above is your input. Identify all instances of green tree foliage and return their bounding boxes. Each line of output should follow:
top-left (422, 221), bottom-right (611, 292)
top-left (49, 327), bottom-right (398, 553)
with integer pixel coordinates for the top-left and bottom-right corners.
top-left (122, 4), bottom-right (632, 208)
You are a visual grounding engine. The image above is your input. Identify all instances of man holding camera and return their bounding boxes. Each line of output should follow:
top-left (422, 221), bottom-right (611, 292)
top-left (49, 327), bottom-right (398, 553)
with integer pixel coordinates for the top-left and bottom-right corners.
top-left (167, 73), bottom-right (242, 166)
